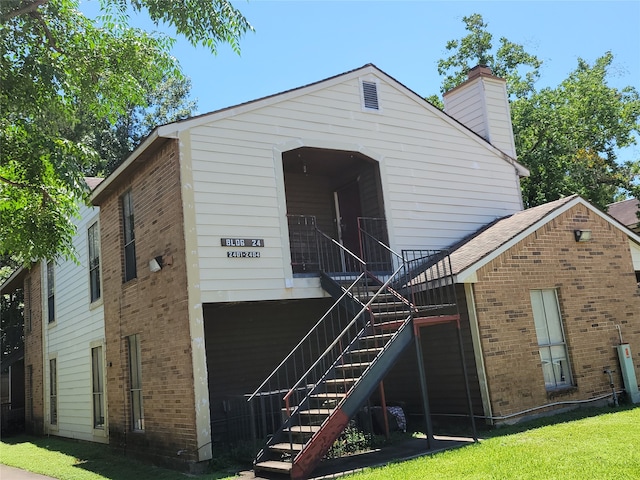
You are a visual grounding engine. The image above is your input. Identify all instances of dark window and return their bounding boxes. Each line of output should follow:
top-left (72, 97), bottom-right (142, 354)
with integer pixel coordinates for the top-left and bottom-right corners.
top-left (47, 261), bottom-right (55, 323)
top-left (88, 222), bottom-right (101, 301)
top-left (92, 346), bottom-right (105, 429)
top-left (122, 191), bottom-right (137, 282)
top-left (128, 334), bottom-right (144, 431)
top-left (26, 365), bottom-right (33, 420)
top-left (50, 358), bottom-right (57, 425)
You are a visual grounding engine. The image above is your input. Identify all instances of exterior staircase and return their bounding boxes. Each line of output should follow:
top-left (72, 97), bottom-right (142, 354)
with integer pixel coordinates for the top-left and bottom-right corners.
top-left (247, 217), bottom-right (462, 479)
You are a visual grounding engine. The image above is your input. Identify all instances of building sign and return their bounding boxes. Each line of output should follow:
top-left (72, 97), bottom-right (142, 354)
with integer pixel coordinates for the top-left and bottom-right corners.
top-left (222, 238), bottom-right (264, 259)
top-left (221, 238), bottom-right (264, 247)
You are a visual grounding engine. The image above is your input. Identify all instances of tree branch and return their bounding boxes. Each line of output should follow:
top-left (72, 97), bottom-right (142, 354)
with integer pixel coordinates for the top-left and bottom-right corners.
top-left (0, 175), bottom-right (54, 204)
top-left (29, 9), bottom-right (63, 53)
top-left (2, 0), bottom-right (48, 22)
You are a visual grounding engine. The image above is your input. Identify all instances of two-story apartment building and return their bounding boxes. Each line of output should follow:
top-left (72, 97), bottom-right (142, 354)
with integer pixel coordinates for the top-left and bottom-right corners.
top-left (4, 64), bottom-right (639, 479)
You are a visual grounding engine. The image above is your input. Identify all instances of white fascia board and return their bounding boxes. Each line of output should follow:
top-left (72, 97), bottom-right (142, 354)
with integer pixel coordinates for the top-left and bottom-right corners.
top-left (453, 197), bottom-right (640, 284)
top-left (0, 266), bottom-right (25, 294)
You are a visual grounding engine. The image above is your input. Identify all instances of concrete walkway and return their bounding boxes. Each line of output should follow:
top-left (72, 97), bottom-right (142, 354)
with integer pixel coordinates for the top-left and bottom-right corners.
top-left (0, 464), bottom-right (57, 480)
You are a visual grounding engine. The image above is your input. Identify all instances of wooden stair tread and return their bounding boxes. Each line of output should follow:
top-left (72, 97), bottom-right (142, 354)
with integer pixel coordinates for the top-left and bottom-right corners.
top-left (348, 347), bottom-right (383, 355)
top-left (324, 377), bottom-right (357, 385)
top-left (269, 442), bottom-right (304, 453)
top-left (336, 362), bottom-right (371, 369)
top-left (298, 408), bottom-right (333, 415)
top-left (309, 392), bottom-right (346, 399)
top-left (360, 333), bottom-right (394, 342)
top-left (284, 425), bottom-right (321, 433)
top-left (254, 460), bottom-right (293, 473)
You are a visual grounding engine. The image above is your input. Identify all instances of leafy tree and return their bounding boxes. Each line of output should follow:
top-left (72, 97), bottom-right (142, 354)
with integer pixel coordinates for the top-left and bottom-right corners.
top-left (81, 76), bottom-right (198, 177)
top-left (0, 255), bottom-right (22, 362)
top-left (427, 13), bottom-right (541, 107)
top-left (0, 0), bottom-right (251, 265)
top-left (433, 14), bottom-right (640, 210)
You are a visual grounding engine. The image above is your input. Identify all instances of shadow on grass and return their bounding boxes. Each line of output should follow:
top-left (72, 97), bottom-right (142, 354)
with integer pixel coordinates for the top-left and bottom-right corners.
top-left (426, 402), bottom-right (638, 441)
top-left (1, 434), bottom-right (243, 480)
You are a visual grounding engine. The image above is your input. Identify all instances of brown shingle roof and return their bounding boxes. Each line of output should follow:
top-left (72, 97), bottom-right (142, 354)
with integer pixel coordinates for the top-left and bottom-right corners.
top-left (449, 195), bottom-right (578, 275)
top-left (607, 198), bottom-right (639, 228)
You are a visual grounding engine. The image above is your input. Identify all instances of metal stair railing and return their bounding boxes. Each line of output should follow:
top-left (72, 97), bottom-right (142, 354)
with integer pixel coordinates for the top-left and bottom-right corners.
top-left (247, 219), bottom-right (374, 459)
top-left (249, 260), bottom-right (414, 478)
top-left (358, 218), bottom-right (457, 313)
top-left (280, 259), bottom-right (412, 440)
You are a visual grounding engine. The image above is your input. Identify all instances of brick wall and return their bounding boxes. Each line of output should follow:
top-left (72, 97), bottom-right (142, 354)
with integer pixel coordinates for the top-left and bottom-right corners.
top-left (99, 139), bottom-right (198, 467)
top-left (23, 264), bottom-right (44, 434)
top-left (473, 204), bottom-right (640, 419)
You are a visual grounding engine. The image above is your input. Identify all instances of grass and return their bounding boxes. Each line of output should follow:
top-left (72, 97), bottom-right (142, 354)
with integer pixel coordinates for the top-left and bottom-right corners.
top-left (344, 405), bottom-right (640, 480)
top-left (0, 435), bottom-right (242, 480)
top-left (1, 405), bottom-right (639, 479)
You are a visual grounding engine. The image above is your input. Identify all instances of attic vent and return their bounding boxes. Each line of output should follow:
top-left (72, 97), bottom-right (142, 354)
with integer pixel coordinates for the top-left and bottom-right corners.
top-left (362, 81), bottom-right (379, 110)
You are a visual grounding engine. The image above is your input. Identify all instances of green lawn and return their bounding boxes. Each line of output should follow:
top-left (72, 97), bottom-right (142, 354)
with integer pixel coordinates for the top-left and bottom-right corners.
top-left (0, 435), bottom-right (241, 480)
top-left (1, 406), bottom-right (639, 480)
top-left (345, 406), bottom-right (640, 480)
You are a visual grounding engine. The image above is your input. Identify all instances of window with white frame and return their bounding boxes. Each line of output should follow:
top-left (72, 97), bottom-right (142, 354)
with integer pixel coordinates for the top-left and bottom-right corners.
top-left (88, 222), bottom-right (101, 302)
top-left (122, 190), bottom-right (137, 282)
top-left (46, 261), bottom-right (55, 323)
top-left (91, 346), bottom-right (105, 429)
top-left (49, 358), bottom-right (57, 425)
top-left (127, 334), bottom-right (144, 431)
top-left (530, 289), bottom-right (573, 390)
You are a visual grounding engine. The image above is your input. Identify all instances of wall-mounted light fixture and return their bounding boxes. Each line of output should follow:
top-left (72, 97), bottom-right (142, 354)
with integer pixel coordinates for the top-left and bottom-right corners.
top-left (574, 229), bottom-right (592, 242)
top-left (149, 255), bottom-right (164, 273)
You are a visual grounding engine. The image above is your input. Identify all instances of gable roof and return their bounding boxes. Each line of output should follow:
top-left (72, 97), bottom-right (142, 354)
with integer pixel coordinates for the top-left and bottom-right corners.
top-left (607, 198), bottom-right (639, 229)
top-left (450, 195), bottom-right (640, 282)
top-left (91, 64), bottom-right (528, 205)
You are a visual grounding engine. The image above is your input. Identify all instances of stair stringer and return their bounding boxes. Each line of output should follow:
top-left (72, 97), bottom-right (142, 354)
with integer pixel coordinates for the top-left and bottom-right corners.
top-left (290, 319), bottom-right (414, 480)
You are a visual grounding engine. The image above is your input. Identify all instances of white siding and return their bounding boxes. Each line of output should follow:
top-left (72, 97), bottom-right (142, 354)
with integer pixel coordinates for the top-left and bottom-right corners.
top-left (187, 73), bottom-right (523, 302)
top-left (444, 75), bottom-right (517, 159)
top-left (43, 204), bottom-right (106, 443)
top-left (631, 240), bottom-right (640, 271)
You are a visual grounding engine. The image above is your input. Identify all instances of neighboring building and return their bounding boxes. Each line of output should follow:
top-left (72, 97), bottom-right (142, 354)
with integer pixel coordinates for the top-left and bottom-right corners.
top-left (3, 64), bottom-right (640, 478)
top-left (448, 195), bottom-right (640, 421)
top-left (608, 198), bottom-right (640, 234)
top-left (1, 179), bottom-right (106, 442)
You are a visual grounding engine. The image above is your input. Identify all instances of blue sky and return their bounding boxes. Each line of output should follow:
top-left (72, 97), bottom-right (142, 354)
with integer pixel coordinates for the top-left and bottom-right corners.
top-left (82, 0), bottom-right (640, 158)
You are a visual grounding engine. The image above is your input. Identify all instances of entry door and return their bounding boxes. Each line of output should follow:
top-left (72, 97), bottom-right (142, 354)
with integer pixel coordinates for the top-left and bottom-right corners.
top-left (334, 181), bottom-right (363, 263)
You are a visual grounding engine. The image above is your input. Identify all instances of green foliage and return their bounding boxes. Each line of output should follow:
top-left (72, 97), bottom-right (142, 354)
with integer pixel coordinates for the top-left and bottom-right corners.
top-left (0, 0), bottom-right (250, 265)
top-left (0, 287), bottom-right (23, 359)
top-left (515, 53), bottom-right (640, 208)
top-left (326, 425), bottom-right (374, 458)
top-left (80, 76), bottom-right (198, 177)
top-left (434, 13), bottom-right (640, 210)
top-left (436, 13), bottom-right (541, 99)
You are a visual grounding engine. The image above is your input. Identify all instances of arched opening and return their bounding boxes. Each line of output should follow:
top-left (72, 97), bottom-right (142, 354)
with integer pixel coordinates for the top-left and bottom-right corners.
top-left (282, 147), bottom-right (386, 274)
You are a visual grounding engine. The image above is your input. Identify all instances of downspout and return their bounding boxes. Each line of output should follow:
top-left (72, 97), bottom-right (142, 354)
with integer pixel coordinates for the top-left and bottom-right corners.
top-left (464, 283), bottom-right (493, 424)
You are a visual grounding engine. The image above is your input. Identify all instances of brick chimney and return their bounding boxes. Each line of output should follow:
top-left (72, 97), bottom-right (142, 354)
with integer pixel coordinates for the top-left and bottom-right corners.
top-left (443, 65), bottom-right (517, 160)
